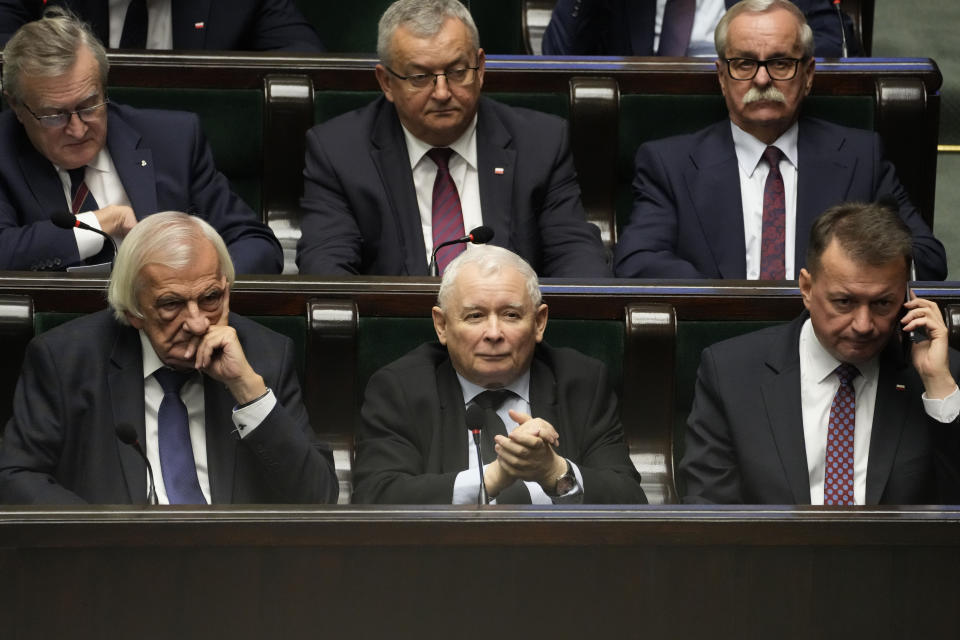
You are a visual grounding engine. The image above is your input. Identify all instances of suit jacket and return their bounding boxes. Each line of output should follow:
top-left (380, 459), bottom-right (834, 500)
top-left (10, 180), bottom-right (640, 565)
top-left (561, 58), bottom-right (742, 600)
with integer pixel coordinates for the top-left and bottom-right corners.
top-left (680, 314), bottom-right (960, 504)
top-left (613, 117), bottom-right (947, 280)
top-left (542, 0), bottom-right (857, 57)
top-left (0, 310), bottom-right (338, 505)
top-left (352, 342), bottom-right (646, 504)
top-left (0, 0), bottom-right (323, 51)
top-left (0, 102), bottom-right (282, 273)
top-left (296, 96), bottom-right (611, 278)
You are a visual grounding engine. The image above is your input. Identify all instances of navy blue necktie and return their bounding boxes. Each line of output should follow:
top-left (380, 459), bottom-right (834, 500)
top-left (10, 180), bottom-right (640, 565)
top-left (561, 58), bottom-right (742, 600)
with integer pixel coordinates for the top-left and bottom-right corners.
top-left (120, 0), bottom-right (149, 49)
top-left (154, 368), bottom-right (206, 504)
top-left (67, 167), bottom-right (99, 215)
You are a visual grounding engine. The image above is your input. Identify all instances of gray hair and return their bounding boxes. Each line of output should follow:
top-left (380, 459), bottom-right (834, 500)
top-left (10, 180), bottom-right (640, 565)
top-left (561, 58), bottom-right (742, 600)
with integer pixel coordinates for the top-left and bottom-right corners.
top-left (437, 245), bottom-right (542, 311)
top-left (108, 212), bottom-right (236, 324)
top-left (377, 0), bottom-right (480, 66)
top-left (1, 7), bottom-right (109, 105)
top-left (715, 0), bottom-right (814, 59)
top-left (806, 201), bottom-right (912, 279)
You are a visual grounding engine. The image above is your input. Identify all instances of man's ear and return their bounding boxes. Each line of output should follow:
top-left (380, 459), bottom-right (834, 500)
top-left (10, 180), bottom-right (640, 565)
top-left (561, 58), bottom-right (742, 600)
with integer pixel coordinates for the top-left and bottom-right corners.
top-left (533, 304), bottom-right (548, 343)
top-left (432, 306), bottom-right (448, 344)
top-left (798, 268), bottom-right (813, 310)
top-left (375, 64), bottom-right (395, 103)
top-left (125, 310), bottom-right (143, 330)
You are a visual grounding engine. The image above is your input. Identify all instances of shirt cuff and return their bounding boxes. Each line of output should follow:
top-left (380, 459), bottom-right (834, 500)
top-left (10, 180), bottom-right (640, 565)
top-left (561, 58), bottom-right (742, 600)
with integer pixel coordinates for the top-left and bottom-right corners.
top-left (527, 460), bottom-right (585, 504)
top-left (231, 388), bottom-right (276, 438)
top-left (74, 211), bottom-right (105, 259)
top-left (922, 385), bottom-right (960, 424)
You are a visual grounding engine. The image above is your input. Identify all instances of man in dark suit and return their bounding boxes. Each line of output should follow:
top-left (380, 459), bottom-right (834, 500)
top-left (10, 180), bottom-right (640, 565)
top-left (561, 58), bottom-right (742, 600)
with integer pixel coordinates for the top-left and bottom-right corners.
top-left (296, 0), bottom-right (610, 278)
top-left (542, 0), bottom-right (857, 58)
top-left (613, 0), bottom-right (945, 281)
top-left (0, 0), bottom-right (324, 51)
top-left (353, 245), bottom-right (645, 504)
top-left (681, 202), bottom-right (960, 504)
top-left (0, 212), bottom-right (338, 505)
top-left (0, 9), bottom-right (282, 273)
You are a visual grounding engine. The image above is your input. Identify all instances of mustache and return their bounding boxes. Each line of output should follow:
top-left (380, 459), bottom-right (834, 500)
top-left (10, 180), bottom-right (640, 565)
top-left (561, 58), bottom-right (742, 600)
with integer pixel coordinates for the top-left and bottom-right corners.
top-left (742, 86), bottom-right (787, 104)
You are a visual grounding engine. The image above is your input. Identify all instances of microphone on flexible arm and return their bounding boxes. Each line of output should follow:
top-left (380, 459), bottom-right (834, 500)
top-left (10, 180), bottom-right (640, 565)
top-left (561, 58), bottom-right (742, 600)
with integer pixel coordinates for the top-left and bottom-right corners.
top-left (50, 210), bottom-right (118, 267)
top-left (832, 0), bottom-right (849, 58)
top-left (116, 423), bottom-right (159, 505)
top-left (428, 225), bottom-right (495, 276)
top-left (465, 403), bottom-right (489, 505)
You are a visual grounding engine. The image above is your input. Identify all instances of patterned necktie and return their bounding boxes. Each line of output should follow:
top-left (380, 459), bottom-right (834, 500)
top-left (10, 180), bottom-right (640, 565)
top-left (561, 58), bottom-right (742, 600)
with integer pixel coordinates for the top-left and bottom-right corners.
top-left (154, 368), bottom-right (207, 505)
top-left (824, 363), bottom-right (859, 506)
top-left (658, 0), bottom-right (697, 56)
top-left (472, 389), bottom-right (516, 464)
top-left (427, 147), bottom-right (466, 275)
top-left (120, 0), bottom-right (149, 49)
top-left (67, 167), bottom-right (99, 215)
top-left (759, 146), bottom-right (786, 280)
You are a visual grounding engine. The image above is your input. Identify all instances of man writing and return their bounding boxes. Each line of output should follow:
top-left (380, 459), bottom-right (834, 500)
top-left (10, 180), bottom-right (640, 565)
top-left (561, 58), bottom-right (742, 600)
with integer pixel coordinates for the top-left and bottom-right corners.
top-left (353, 245), bottom-right (645, 504)
top-left (0, 211), bottom-right (337, 504)
top-left (681, 202), bottom-right (960, 504)
top-left (613, 0), bottom-right (944, 281)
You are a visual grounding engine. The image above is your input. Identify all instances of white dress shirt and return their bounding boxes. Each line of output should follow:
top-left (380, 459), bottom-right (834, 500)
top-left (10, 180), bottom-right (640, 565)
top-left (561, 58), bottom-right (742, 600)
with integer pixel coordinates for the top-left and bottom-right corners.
top-left (55, 148), bottom-right (132, 259)
top-left (731, 121), bottom-right (799, 280)
top-left (137, 331), bottom-right (276, 504)
top-left (799, 319), bottom-right (960, 505)
top-left (654, 0), bottom-right (726, 57)
top-left (108, 0), bottom-right (173, 49)
top-left (402, 115), bottom-right (483, 265)
top-left (451, 371), bottom-right (584, 505)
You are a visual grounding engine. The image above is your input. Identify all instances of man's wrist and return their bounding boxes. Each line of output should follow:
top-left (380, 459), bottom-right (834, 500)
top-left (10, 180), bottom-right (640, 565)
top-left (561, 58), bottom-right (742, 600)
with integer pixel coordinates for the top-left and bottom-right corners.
top-left (228, 373), bottom-right (267, 405)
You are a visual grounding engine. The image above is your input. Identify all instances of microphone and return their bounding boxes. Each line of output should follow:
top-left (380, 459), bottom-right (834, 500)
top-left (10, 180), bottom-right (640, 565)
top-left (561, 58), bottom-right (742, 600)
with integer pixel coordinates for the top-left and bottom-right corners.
top-left (429, 225), bottom-right (495, 276)
top-left (116, 423), bottom-right (158, 505)
top-left (50, 210), bottom-right (118, 267)
top-left (465, 403), bottom-right (489, 505)
top-left (832, 0), bottom-right (848, 58)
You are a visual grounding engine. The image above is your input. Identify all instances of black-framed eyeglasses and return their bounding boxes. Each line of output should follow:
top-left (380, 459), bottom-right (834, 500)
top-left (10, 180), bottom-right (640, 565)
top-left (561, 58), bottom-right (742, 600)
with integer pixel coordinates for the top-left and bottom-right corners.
top-left (20, 98), bottom-right (110, 129)
top-left (383, 64), bottom-right (480, 90)
top-left (723, 57), bottom-right (807, 81)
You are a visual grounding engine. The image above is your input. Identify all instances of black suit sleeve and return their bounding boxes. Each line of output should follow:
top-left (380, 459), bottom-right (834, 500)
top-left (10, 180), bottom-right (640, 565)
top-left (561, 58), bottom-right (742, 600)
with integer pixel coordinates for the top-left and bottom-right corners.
top-left (244, 0), bottom-right (325, 52)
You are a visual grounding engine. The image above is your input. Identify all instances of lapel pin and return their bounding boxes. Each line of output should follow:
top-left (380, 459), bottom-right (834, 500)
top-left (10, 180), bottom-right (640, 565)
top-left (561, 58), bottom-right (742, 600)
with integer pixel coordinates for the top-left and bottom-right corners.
top-left (895, 384), bottom-right (906, 391)
top-left (194, 22), bottom-right (205, 30)
top-left (140, 160), bottom-right (147, 167)
top-left (494, 167), bottom-right (505, 175)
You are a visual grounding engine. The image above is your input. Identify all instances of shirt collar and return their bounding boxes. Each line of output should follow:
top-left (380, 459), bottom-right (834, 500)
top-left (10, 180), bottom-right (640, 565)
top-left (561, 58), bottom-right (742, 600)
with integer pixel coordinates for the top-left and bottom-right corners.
top-left (54, 148), bottom-right (112, 175)
top-left (137, 329), bottom-right (199, 383)
top-left (800, 317), bottom-right (880, 385)
top-left (457, 368), bottom-right (531, 406)
top-left (730, 120), bottom-right (799, 178)
top-left (402, 113), bottom-right (479, 171)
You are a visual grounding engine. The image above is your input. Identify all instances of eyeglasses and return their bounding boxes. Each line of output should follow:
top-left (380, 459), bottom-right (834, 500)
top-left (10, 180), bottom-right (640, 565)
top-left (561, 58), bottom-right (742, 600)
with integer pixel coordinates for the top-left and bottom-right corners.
top-left (383, 64), bottom-right (480, 90)
top-left (723, 58), bottom-right (806, 81)
top-left (20, 98), bottom-right (110, 129)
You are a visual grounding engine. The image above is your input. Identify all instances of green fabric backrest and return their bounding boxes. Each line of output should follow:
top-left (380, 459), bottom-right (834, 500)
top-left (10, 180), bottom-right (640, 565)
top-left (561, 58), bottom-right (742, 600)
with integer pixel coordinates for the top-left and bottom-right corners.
top-left (617, 94), bottom-right (875, 232)
top-left (108, 87), bottom-right (263, 216)
top-left (34, 312), bottom-right (84, 335)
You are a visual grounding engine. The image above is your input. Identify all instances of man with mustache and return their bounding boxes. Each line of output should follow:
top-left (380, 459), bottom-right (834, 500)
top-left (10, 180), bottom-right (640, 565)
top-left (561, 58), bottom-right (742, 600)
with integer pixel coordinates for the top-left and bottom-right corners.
top-left (613, 0), bottom-right (945, 281)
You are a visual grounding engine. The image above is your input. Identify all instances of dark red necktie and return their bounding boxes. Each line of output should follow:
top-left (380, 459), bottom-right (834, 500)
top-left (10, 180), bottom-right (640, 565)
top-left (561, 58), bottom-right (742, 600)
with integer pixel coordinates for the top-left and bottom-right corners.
top-left (759, 146), bottom-right (785, 280)
top-left (824, 363), bottom-right (859, 506)
top-left (427, 147), bottom-right (466, 275)
top-left (658, 0), bottom-right (696, 56)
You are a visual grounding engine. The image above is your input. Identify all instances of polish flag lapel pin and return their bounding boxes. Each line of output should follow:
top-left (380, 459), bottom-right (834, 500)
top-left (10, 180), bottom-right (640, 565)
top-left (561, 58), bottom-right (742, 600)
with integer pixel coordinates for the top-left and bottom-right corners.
top-left (494, 167), bottom-right (505, 175)
top-left (194, 22), bottom-right (205, 30)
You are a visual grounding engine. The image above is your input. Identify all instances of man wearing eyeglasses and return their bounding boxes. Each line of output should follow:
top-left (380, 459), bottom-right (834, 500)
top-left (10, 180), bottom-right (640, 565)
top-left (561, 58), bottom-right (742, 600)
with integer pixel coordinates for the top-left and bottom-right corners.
top-left (0, 8), bottom-right (282, 273)
top-left (613, 0), bottom-right (945, 281)
top-left (296, 0), bottom-right (611, 278)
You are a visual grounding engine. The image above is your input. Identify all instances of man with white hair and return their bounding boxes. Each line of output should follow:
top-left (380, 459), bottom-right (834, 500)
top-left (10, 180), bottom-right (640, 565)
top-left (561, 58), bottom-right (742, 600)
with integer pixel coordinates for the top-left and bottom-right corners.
top-left (0, 211), bottom-right (337, 504)
top-left (353, 244), bottom-right (645, 504)
top-left (613, 0), bottom-right (945, 281)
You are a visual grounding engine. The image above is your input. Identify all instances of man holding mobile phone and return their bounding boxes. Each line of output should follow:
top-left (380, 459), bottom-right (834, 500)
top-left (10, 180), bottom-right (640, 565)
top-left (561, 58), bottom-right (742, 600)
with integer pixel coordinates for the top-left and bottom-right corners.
top-left (0, 211), bottom-right (338, 505)
top-left (681, 201), bottom-right (960, 505)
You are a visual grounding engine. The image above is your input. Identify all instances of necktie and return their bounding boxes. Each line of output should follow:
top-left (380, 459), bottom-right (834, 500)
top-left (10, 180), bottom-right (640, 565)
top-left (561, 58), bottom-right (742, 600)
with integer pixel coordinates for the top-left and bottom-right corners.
top-left (154, 368), bottom-right (206, 505)
top-left (658, 0), bottom-right (696, 56)
top-left (67, 167), bottom-right (99, 215)
top-left (759, 146), bottom-right (786, 280)
top-left (120, 0), bottom-right (149, 49)
top-left (824, 363), bottom-right (859, 506)
top-left (427, 147), bottom-right (466, 275)
top-left (472, 389), bottom-right (515, 464)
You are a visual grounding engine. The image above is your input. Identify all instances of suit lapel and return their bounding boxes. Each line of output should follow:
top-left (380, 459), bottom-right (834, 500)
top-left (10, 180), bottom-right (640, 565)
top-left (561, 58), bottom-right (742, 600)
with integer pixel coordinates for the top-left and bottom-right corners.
top-left (370, 101), bottom-right (428, 275)
top-left (864, 346), bottom-right (911, 504)
top-left (758, 317), bottom-right (812, 504)
top-left (108, 324), bottom-right (149, 504)
top-left (436, 357), bottom-right (468, 472)
top-left (475, 99), bottom-right (516, 254)
top-left (203, 378), bottom-right (238, 504)
top-left (685, 123), bottom-right (748, 278)
top-left (106, 107), bottom-right (156, 217)
top-left (16, 131), bottom-right (70, 218)
top-left (529, 356), bottom-right (561, 451)
top-left (795, 119), bottom-right (853, 273)
top-left (171, 0), bottom-right (213, 49)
